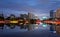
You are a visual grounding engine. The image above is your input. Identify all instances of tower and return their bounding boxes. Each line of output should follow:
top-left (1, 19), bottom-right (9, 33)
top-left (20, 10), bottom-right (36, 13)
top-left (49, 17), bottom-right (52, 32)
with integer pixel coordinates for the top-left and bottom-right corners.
top-left (50, 10), bottom-right (54, 18)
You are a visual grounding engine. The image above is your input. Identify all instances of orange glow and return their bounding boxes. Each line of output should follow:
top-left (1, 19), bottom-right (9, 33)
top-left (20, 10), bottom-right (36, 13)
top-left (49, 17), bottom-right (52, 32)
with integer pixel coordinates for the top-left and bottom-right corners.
top-left (5, 20), bottom-right (10, 23)
top-left (19, 20), bottom-right (23, 21)
top-left (44, 20), bottom-right (52, 23)
top-left (0, 21), bottom-right (5, 23)
top-left (36, 20), bottom-right (40, 24)
top-left (55, 21), bottom-right (60, 25)
top-left (0, 19), bottom-right (60, 25)
top-left (25, 20), bottom-right (29, 24)
top-left (44, 20), bottom-right (60, 25)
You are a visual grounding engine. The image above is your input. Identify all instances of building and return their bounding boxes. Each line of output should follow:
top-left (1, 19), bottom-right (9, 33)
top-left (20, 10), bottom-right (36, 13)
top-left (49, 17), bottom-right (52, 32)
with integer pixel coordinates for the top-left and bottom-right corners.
top-left (20, 14), bottom-right (28, 19)
top-left (55, 8), bottom-right (60, 18)
top-left (54, 8), bottom-right (60, 34)
top-left (10, 14), bottom-right (16, 18)
top-left (49, 10), bottom-right (56, 33)
top-left (6, 14), bottom-right (16, 20)
top-left (28, 12), bottom-right (39, 30)
top-left (0, 12), bottom-right (4, 20)
top-left (50, 10), bottom-right (55, 18)
top-left (28, 12), bottom-right (35, 19)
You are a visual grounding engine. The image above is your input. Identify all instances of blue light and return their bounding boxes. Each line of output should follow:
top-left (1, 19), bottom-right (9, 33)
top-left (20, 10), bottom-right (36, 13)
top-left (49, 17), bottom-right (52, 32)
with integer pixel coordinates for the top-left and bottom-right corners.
top-left (42, 16), bottom-right (47, 20)
top-left (42, 24), bottom-right (47, 27)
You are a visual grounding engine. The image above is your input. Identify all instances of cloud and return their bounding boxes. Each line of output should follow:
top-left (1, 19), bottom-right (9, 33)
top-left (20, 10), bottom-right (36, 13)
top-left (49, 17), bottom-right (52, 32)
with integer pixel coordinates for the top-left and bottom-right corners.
top-left (0, 0), bottom-right (56, 11)
top-left (0, 8), bottom-right (50, 18)
top-left (0, 0), bottom-right (60, 18)
top-left (0, 8), bottom-right (28, 17)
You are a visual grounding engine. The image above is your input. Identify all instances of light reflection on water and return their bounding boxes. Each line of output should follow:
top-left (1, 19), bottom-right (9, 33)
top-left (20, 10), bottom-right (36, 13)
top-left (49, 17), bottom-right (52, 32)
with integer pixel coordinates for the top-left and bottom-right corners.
top-left (0, 23), bottom-right (50, 33)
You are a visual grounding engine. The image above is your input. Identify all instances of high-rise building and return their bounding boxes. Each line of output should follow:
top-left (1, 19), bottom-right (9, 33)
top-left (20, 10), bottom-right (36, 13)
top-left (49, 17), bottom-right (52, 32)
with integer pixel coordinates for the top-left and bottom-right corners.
top-left (55, 8), bottom-right (60, 34)
top-left (50, 10), bottom-right (55, 18)
top-left (55, 8), bottom-right (60, 18)
top-left (28, 12), bottom-right (35, 19)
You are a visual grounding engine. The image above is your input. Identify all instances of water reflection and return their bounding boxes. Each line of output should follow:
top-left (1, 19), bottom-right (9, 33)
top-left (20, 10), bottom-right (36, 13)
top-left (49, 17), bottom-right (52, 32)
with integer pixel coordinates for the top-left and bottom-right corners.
top-left (0, 23), bottom-right (50, 31)
top-left (0, 24), bottom-right (52, 35)
top-left (0, 24), bottom-right (4, 29)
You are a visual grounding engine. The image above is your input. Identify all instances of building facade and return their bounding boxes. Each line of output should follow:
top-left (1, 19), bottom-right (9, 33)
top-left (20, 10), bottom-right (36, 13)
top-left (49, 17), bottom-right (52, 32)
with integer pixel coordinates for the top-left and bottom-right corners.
top-left (50, 10), bottom-right (55, 18)
top-left (55, 8), bottom-right (60, 18)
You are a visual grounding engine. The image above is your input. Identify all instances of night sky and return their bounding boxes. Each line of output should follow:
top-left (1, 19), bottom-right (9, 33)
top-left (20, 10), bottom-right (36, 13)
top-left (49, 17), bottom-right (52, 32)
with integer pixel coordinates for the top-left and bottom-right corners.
top-left (0, 0), bottom-right (60, 18)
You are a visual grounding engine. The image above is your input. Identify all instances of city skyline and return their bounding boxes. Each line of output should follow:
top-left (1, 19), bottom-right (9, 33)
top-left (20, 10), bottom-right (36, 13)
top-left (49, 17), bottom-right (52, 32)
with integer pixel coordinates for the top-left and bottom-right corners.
top-left (0, 0), bottom-right (60, 19)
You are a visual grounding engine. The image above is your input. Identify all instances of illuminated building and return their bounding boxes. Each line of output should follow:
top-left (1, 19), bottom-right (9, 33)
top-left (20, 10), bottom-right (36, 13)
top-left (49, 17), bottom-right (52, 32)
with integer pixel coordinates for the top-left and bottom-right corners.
top-left (55, 8), bottom-right (60, 19)
top-left (28, 12), bottom-right (39, 30)
top-left (50, 10), bottom-right (55, 18)
top-left (20, 14), bottom-right (28, 29)
top-left (28, 12), bottom-right (35, 19)
top-left (6, 14), bottom-right (16, 29)
top-left (54, 8), bottom-right (60, 34)
top-left (49, 10), bottom-right (56, 32)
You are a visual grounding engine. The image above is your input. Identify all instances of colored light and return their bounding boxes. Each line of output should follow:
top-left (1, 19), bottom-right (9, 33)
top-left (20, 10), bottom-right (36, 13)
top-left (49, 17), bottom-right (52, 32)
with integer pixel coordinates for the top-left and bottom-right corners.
top-left (42, 24), bottom-right (47, 27)
top-left (35, 27), bottom-right (38, 29)
top-left (36, 20), bottom-right (40, 24)
top-left (10, 21), bottom-right (18, 23)
top-left (19, 23), bottom-right (23, 24)
top-left (0, 21), bottom-right (5, 23)
top-left (5, 20), bottom-right (10, 23)
top-left (40, 22), bottom-right (43, 25)
top-left (19, 20), bottom-right (23, 21)
top-left (42, 16), bottom-right (47, 20)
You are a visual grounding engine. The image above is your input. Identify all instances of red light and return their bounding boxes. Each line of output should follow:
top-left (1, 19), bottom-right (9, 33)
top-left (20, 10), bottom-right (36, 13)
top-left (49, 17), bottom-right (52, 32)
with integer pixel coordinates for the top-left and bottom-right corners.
top-left (36, 20), bottom-right (40, 24)
top-left (5, 20), bottom-right (10, 24)
top-left (0, 21), bottom-right (5, 23)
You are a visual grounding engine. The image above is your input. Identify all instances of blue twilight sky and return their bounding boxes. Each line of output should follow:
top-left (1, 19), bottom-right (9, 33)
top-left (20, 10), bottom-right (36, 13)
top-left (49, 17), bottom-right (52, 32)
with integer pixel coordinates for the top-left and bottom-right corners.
top-left (0, 0), bottom-right (60, 18)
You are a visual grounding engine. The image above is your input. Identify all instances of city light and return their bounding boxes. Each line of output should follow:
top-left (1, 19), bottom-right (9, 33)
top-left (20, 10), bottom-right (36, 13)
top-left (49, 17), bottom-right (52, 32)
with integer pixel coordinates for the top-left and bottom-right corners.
top-left (19, 23), bottom-right (23, 24)
top-left (40, 22), bottom-right (43, 25)
top-left (42, 16), bottom-right (47, 20)
top-left (42, 24), bottom-right (47, 27)
top-left (0, 21), bottom-right (5, 23)
top-left (35, 27), bottom-right (38, 29)
top-left (10, 20), bottom-right (18, 23)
